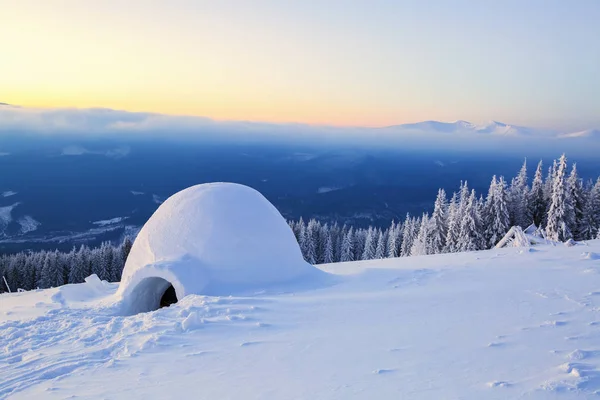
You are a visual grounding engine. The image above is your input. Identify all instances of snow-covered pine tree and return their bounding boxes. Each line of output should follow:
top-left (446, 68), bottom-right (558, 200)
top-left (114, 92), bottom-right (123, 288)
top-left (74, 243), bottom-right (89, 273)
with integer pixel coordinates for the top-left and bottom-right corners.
top-left (430, 188), bottom-right (448, 253)
top-left (579, 177), bottom-right (600, 240)
top-left (375, 229), bottom-right (387, 259)
top-left (302, 219), bottom-right (319, 265)
top-left (567, 163), bottom-right (586, 240)
top-left (509, 159), bottom-right (529, 227)
top-left (69, 245), bottom-right (87, 284)
top-left (40, 251), bottom-right (57, 289)
top-left (98, 242), bottom-right (114, 281)
top-left (340, 227), bottom-right (355, 262)
top-left (362, 227), bottom-right (377, 260)
top-left (527, 160), bottom-right (546, 227)
top-left (544, 161), bottom-right (556, 204)
top-left (444, 191), bottom-right (461, 253)
top-left (298, 220), bottom-right (309, 261)
top-left (484, 175), bottom-right (511, 248)
top-left (400, 215), bottom-right (416, 257)
top-left (457, 190), bottom-right (485, 252)
top-left (54, 251), bottom-right (67, 288)
top-left (23, 254), bottom-right (37, 290)
top-left (315, 223), bottom-right (328, 264)
top-left (11, 253), bottom-right (27, 290)
top-left (292, 217), bottom-right (304, 242)
top-left (327, 223), bottom-right (341, 263)
top-left (353, 229), bottom-right (367, 261)
top-left (323, 229), bottom-right (335, 264)
top-left (386, 221), bottom-right (400, 258)
top-left (411, 213), bottom-right (432, 256)
top-left (546, 154), bottom-right (575, 242)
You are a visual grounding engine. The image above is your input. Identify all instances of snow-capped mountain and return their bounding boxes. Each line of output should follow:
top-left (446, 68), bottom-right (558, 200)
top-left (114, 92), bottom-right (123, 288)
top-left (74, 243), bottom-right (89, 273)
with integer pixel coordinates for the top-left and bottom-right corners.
top-left (383, 120), bottom-right (561, 137)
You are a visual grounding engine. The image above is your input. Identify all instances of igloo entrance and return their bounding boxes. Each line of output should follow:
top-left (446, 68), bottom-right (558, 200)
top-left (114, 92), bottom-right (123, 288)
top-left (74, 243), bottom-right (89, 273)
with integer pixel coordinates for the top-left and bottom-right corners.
top-left (124, 277), bottom-right (179, 314)
top-left (160, 285), bottom-right (178, 308)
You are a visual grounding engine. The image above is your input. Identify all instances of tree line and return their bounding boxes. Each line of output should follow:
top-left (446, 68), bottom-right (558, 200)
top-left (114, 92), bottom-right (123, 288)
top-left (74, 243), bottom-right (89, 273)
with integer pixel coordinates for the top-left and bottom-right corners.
top-left (0, 239), bottom-right (132, 293)
top-left (290, 154), bottom-right (600, 264)
top-left (1, 154), bottom-right (599, 293)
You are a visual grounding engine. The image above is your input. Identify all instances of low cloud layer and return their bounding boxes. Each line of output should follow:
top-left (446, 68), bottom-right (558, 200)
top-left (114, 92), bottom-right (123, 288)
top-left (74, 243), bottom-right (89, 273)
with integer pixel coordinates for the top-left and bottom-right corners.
top-left (0, 105), bottom-right (598, 155)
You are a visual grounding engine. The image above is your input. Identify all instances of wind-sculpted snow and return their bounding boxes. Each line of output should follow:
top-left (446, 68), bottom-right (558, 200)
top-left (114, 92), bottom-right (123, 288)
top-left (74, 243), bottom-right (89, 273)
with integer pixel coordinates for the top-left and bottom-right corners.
top-left (0, 283), bottom-right (266, 398)
top-left (3, 241), bottom-right (600, 398)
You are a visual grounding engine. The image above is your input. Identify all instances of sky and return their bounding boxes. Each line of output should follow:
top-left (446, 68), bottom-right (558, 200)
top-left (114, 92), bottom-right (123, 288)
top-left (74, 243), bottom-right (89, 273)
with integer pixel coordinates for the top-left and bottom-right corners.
top-left (1, 0), bottom-right (599, 131)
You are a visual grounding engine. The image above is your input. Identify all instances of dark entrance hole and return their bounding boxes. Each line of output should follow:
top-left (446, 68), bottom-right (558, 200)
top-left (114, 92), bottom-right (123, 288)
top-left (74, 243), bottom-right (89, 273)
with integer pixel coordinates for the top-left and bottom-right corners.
top-left (160, 285), bottom-right (178, 308)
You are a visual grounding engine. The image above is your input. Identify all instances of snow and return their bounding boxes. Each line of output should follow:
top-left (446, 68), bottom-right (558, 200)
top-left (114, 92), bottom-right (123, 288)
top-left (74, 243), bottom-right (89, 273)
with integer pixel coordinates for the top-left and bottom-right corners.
top-left (16, 216), bottom-right (40, 234)
top-left (2, 191), bottom-right (17, 198)
top-left (92, 216), bottom-right (129, 226)
top-left (384, 120), bottom-right (558, 137)
top-left (116, 183), bottom-right (321, 314)
top-left (2, 241), bottom-right (600, 398)
top-left (317, 186), bottom-right (343, 194)
top-left (0, 202), bottom-right (20, 234)
top-left (152, 194), bottom-right (163, 204)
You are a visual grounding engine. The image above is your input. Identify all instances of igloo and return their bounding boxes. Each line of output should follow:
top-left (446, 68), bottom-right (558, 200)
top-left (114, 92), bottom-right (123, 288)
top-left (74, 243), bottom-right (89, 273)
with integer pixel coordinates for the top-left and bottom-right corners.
top-left (116, 182), bottom-right (319, 314)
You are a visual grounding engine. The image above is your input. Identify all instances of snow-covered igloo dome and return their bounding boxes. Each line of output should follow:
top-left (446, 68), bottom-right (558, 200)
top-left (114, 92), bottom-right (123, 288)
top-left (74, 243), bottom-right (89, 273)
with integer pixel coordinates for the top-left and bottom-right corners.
top-left (116, 183), bottom-right (318, 314)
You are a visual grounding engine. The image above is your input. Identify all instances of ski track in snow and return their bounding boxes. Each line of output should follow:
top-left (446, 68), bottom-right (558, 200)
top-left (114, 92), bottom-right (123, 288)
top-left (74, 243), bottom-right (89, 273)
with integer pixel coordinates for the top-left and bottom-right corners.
top-left (2, 242), bottom-right (600, 398)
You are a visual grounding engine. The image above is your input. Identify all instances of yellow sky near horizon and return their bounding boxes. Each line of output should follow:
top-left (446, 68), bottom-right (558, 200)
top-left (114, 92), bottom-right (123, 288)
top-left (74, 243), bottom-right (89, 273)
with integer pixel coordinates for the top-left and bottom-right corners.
top-left (2, 0), bottom-right (599, 130)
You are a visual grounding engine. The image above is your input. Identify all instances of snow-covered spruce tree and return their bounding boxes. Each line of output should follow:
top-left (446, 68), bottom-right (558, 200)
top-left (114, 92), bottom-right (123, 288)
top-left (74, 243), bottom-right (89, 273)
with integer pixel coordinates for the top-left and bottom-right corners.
top-left (484, 175), bottom-right (511, 248)
top-left (579, 178), bottom-right (600, 240)
top-left (323, 229), bottom-right (335, 264)
top-left (4, 262), bottom-right (20, 292)
top-left (353, 229), bottom-right (367, 261)
top-left (55, 251), bottom-right (68, 288)
top-left (375, 228), bottom-right (387, 259)
top-left (444, 191), bottom-right (460, 253)
top-left (23, 255), bottom-right (37, 290)
top-left (527, 160), bottom-right (546, 227)
top-left (328, 223), bottom-right (341, 263)
top-left (386, 221), bottom-right (399, 258)
top-left (362, 227), bottom-right (377, 260)
top-left (13, 253), bottom-right (29, 290)
top-left (400, 215), bottom-right (416, 257)
top-left (544, 162), bottom-right (556, 203)
top-left (457, 190), bottom-right (485, 252)
top-left (98, 242), bottom-right (114, 281)
top-left (411, 213), bottom-right (433, 256)
top-left (546, 154), bottom-right (575, 242)
top-left (509, 159), bottom-right (529, 227)
top-left (115, 237), bottom-right (133, 281)
top-left (39, 251), bottom-right (58, 289)
top-left (301, 219), bottom-right (319, 265)
top-left (69, 245), bottom-right (87, 284)
top-left (340, 227), bottom-right (355, 262)
top-left (430, 188), bottom-right (448, 253)
top-left (567, 163), bottom-right (586, 240)
top-left (297, 220), bottom-right (309, 262)
top-left (292, 218), bottom-right (305, 242)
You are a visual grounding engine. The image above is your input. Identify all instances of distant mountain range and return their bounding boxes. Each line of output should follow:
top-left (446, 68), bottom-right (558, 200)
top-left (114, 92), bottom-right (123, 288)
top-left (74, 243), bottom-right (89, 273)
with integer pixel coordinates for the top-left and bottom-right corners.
top-left (382, 120), bottom-right (597, 139)
top-left (0, 104), bottom-right (597, 140)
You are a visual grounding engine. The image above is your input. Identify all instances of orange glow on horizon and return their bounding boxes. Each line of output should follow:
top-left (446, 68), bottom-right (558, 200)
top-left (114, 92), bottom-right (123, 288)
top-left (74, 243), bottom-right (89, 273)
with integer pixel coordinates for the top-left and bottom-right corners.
top-left (5, 96), bottom-right (434, 129)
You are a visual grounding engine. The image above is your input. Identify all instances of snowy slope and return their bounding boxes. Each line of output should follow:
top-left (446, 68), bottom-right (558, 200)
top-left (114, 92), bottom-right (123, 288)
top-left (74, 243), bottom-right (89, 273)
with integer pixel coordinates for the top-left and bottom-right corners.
top-left (2, 242), bottom-right (600, 399)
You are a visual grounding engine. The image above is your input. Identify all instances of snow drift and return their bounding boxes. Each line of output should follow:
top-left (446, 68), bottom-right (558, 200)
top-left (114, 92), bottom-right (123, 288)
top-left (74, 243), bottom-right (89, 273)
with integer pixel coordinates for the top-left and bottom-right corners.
top-left (116, 182), bottom-right (320, 314)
